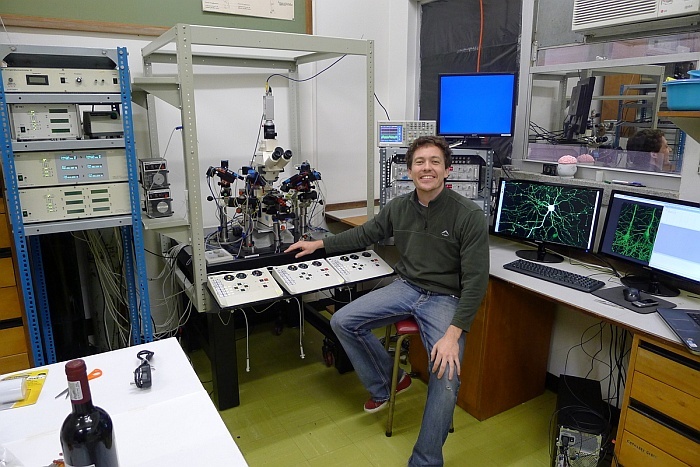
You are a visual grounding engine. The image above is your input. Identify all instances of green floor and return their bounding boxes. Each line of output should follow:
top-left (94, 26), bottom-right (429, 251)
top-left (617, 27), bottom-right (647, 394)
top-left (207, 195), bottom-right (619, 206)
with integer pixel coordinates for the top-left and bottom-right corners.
top-left (191, 320), bottom-right (556, 466)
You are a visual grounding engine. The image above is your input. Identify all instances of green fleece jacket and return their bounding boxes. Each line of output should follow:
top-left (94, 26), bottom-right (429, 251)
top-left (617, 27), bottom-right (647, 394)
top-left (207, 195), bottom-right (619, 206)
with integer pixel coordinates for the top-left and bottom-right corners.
top-left (323, 188), bottom-right (490, 332)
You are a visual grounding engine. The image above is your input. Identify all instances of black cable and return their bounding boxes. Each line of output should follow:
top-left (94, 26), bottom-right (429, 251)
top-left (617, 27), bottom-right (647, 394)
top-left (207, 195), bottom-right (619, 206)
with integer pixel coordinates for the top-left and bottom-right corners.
top-left (374, 92), bottom-right (390, 120)
top-left (145, 248), bottom-right (168, 259)
top-left (266, 54), bottom-right (348, 85)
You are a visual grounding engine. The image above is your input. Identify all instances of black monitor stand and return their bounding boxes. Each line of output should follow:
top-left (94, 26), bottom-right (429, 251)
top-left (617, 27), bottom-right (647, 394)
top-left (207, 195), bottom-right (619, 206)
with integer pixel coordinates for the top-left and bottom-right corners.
top-left (451, 137), bottom-right (490, 149)
top-left (515, 243), bottom-right (564, 263)
top-left (621, 271), bottom-right (680, 297)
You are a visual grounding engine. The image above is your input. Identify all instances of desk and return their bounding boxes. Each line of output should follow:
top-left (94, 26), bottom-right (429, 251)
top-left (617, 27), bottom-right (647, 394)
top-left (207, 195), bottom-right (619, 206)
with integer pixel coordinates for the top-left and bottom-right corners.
top-left (488, 237), bottom-right (695, 342)
top-left (0, 338), bottom-right (247, 466)
top-left (410, 236), bottom-right (699, 421)
top-left (325, 206), bottom-right (379, 227)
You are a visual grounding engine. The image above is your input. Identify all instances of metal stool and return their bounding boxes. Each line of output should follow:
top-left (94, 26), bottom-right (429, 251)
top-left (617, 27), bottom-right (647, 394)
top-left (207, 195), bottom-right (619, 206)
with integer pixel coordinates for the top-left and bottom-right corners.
top-left (383, 317), bottom-right (420, 437)
top-left (383, 317), bottom-right (455, 437)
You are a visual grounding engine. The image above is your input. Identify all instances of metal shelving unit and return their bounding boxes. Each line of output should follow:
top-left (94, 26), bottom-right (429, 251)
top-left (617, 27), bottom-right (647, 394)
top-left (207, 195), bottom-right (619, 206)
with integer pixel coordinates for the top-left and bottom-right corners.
top-left (614, 82), bottom-right (685, 170)
top-left (132, 24), bottom-right (375, 313)
top-left (379, 146), bottom-right (493, 217)
top-left (0, 45), bottom-right (152, 365)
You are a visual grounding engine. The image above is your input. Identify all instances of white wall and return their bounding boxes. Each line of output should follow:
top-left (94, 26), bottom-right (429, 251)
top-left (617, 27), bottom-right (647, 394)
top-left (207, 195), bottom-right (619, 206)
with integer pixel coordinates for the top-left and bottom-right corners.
top-left (308, 0), bottom-right (419, 204)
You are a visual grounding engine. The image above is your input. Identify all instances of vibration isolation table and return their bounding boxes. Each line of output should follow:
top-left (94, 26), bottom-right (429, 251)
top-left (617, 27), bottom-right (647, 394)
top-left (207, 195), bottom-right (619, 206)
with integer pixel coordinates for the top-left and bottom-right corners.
top-left (182, 246), bottom-right (395, 411)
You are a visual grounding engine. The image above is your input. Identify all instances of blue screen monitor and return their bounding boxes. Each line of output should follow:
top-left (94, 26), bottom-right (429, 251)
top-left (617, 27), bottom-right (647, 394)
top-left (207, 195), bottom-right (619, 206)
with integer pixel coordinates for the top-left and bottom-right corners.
top-left (437, 73), bottom-right (517, 142)
top-left (598, 190), bottom-right (700, 297)
top-left (492, 178), bottom-right (603, 263)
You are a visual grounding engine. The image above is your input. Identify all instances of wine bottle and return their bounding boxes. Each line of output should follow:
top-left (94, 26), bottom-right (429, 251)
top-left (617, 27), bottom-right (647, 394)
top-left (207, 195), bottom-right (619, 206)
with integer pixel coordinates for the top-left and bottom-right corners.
top-left (59, 359), bottom-right (119, 467)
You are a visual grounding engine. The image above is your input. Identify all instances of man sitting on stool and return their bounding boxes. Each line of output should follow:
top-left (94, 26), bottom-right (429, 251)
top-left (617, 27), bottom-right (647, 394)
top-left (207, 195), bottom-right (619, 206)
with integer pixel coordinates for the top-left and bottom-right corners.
top-left (285, 135), bottom-right (489, 466)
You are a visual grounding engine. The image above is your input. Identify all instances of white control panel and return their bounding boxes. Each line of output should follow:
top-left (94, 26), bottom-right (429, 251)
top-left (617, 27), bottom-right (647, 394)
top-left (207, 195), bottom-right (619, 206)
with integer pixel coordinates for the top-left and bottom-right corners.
top-left (326, 250), bottom-right (394, 283)
top-left (271, 259), bottom-right (344, 295)
top-left (207, 268), bottom-right (284, 309)
top-left (445, 181), bottom-right (480, 199)
top-left (19, 182), bottom-right (131, 223)
top-left (205, 248), bottom-right (235, 265)
top-left (3, 67), bottom-right (121, 93)
top-left (10, 104), bottom-right (82, 141)
top-left (15, 149), bottom-right (127, 187)
top-left (377, 120), bottom-right (436, 147)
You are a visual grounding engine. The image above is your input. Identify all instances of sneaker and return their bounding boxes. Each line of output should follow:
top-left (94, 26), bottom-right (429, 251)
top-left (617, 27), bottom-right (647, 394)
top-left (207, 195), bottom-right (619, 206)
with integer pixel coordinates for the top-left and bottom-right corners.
top-left (363, 373), bottom-right (412, 413)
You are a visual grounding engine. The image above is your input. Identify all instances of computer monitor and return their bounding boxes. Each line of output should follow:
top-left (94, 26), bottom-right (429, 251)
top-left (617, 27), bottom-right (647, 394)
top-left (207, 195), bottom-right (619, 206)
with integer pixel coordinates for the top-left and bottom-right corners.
top-left (492, 178), bottom-right (603, 263)
top-left (437, 72), bottom-right (517, 146)
top-left (563, 76), bottom-right (596, 142)
top-left (598, 190), bottom-right (700, 297)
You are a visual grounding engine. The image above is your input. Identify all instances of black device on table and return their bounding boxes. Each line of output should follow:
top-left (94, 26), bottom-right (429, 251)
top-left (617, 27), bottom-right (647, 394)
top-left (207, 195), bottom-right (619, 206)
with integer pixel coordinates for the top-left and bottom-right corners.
top-left (657, 307), bottom-right (700, 355)
top-left (598, 190), bottom-right (700, 298)
top-left (493, 178), bottom-right (605, 293)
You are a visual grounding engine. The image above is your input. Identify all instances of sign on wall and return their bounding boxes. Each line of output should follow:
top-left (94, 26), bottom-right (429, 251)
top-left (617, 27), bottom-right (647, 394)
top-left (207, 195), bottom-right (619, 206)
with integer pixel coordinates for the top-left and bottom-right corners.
top-left (202, 0), bottom-right (295, 21)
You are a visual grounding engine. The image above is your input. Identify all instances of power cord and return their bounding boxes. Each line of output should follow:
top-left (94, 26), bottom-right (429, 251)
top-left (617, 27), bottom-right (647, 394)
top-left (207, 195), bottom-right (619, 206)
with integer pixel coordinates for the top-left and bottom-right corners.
top-left (133, 350), bottom-right (155, 388)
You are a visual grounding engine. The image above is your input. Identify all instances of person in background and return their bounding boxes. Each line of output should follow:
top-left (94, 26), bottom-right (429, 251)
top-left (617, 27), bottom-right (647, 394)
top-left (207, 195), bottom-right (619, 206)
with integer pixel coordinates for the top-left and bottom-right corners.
top-left (285, 135), bottom-right (490, 466)
top-left (626, 128), bottom-right (671, 172)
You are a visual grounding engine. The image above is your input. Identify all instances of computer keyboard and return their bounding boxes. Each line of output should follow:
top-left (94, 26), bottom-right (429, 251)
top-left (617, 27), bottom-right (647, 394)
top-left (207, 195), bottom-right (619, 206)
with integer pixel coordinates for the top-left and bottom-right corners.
top-left (503, 259), bottom-right (605, 293)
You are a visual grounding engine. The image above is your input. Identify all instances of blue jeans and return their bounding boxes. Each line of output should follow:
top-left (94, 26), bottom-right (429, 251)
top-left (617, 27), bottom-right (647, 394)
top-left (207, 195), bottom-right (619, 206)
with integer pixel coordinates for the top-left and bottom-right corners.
top-left (330, 278), bottom-right (465, 466)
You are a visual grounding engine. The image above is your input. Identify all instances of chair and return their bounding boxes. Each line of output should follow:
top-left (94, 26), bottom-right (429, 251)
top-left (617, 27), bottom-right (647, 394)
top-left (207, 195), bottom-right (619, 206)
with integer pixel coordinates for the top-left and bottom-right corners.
top-left (383, 317), bottom-right (420, 437)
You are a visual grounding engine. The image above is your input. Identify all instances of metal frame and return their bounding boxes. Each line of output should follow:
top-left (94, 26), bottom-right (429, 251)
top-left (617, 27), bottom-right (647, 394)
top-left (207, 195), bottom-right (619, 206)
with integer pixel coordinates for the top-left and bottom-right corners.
top-left (134, 24), bottom-right (375, 313)
top-left (0, 45), bottom-right (152, 365)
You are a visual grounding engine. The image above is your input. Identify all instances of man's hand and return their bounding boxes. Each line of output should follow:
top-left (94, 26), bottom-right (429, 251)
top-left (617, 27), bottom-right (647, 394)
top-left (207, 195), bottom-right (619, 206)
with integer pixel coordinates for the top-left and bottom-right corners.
top-left (430, 325), bottom-right (463, 380)
top-left (284, 239), bottom-right (324, 258)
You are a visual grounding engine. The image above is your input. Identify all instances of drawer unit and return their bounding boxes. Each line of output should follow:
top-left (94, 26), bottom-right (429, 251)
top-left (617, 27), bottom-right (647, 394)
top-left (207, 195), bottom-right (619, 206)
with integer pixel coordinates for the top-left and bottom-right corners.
top-left (615, 335), bottom-right (700, 465)
top-left (0, 198), bottom-right (30, 373)
top-left (0, 256), bottom-right (16, 287)
top-left (0, 326), bottom-right (29, 374)
top-left (0, 286), bottom-right (21, 321)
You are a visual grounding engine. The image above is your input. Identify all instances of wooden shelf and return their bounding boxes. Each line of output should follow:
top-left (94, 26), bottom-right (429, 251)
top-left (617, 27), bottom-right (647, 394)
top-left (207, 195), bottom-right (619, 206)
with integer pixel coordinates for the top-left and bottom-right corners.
top-left (658, 111), bottom-right (700, 141)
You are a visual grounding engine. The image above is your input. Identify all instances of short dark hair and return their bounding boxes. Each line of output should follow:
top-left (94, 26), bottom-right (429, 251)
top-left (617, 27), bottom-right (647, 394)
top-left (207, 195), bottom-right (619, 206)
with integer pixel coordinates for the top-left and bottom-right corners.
top-left (405, 135), bottom-right (452, 169)
top-left (626, 129), bottom-right (664, 153)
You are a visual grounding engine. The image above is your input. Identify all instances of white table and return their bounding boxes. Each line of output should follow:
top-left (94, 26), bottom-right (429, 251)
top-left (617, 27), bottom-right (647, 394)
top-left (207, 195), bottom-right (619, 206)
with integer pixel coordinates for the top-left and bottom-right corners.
top-left (0, 338), bottom-right (247, 466)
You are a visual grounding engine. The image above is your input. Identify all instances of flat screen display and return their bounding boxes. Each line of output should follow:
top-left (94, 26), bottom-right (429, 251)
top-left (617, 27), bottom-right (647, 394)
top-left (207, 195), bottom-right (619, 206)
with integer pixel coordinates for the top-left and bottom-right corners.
top-left (437, 73), bottom-right (517, 138)
top-left (598, 190), bottom-right (700, 296)
top-left (492, 178), bottom-right (603, 262)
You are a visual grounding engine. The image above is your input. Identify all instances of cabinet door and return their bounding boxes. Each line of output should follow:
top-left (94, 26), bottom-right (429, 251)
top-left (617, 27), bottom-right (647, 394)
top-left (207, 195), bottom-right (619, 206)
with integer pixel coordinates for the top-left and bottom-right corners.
top-left (0, 286), bottom-right (21, 321)
top-left (408, 277), bottom-right (555, 420)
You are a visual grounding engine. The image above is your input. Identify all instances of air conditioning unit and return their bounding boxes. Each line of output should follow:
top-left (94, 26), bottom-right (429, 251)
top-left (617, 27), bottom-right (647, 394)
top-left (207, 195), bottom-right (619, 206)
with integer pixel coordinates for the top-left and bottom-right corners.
top-left (572, 0), bottom-right (700, 39)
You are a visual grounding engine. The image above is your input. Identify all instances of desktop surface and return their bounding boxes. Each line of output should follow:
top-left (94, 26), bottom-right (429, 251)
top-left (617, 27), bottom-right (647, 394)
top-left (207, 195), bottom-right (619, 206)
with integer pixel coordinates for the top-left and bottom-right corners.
top-left (489, 236), bottom-right (700, 346)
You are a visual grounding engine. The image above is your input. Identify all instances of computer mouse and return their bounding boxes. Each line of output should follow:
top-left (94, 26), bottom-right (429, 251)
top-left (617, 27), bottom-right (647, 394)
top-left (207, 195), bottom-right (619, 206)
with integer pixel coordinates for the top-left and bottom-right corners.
top-left (623, 287), bottom-right (641, 302)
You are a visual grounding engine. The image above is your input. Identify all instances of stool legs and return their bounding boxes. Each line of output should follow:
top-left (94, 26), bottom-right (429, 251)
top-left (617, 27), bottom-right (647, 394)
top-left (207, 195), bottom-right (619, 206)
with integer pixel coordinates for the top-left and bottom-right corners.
top-left (386, 332), bottom-right (410, 437)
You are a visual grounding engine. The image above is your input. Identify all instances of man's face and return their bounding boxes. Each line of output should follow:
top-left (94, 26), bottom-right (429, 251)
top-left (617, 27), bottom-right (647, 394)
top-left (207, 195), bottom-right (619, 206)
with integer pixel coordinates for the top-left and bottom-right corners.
top-left (408, 145), bottom-right (449, 195)
top-left (654, 136), bottom-right (671, 170)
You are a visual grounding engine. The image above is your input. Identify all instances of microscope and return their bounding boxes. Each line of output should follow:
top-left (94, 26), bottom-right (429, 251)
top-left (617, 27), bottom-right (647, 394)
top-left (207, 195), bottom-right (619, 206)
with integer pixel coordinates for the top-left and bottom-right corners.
top-left (205, 84), bottom-right (322, 254)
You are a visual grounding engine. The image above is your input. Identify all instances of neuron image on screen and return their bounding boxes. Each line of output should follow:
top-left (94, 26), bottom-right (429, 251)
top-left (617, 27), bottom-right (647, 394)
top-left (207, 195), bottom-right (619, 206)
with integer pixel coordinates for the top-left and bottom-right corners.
top-left (599, 191), bottom-right (700, 296)
top-left (493, 179), bottom-right (602, 263)
top-left (607, 200), bottom-right (662, 264)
